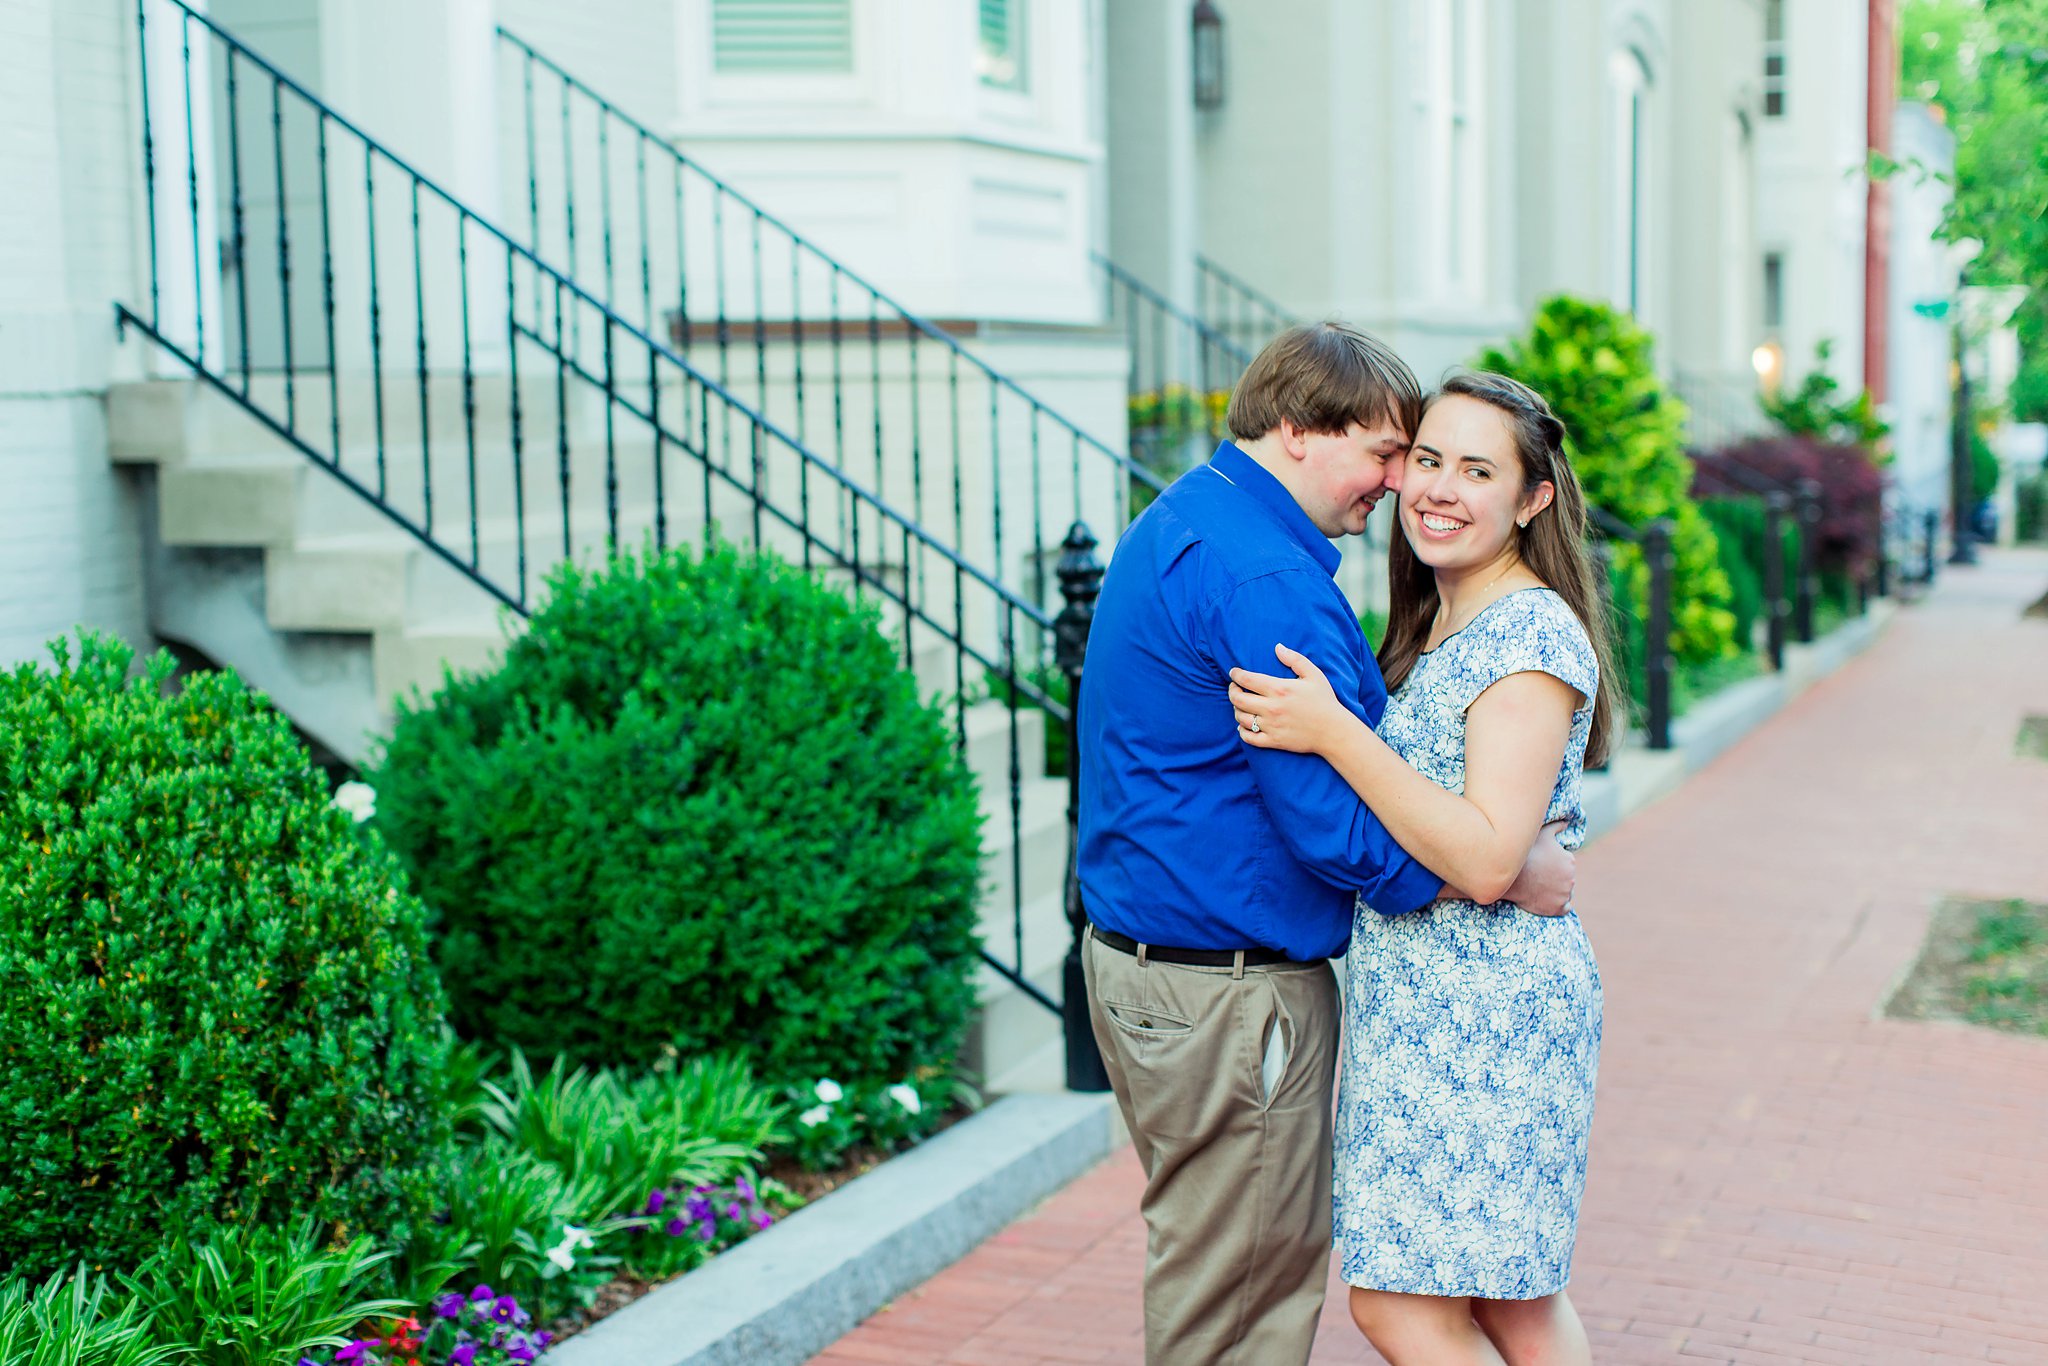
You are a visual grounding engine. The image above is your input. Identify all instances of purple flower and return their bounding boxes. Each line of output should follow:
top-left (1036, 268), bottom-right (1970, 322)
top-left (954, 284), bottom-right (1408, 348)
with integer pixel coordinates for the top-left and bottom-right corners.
top-left (752, 1210), bottom-right (774, 1231)
top-left (644, 1188), bottom-right (667, 1216)
top-left (507, 1341), bottom-right (540, 1364)
top-left (334, 1343), bottom-right (376, 1365)
top-left (534, 1331), bottom-right (554, 1349)
top-left (683, 1196), bottom-right (712, 1223)
top-left (735, 1177), bottom-right (755, 1202)
top-left (298, 1358), bottom-right (322, 1366)
top-left (449, 1347), bottom-right (477, 1366)
top-left (725, 1202), bottom-right (743, 1220)
top-left (695, 1218), bottom-right (716, 1242)
top-left (666, 1215), bottom-right (689, 1237)
top-left (433, 1291), bottom-right (464, 1319)
top-left (692, 1184), bottom-right (711, 1195)
top-left (491, 1295), bottom-right (520, 1324)
top-left (470, 1284), bottom-right (496, 1303)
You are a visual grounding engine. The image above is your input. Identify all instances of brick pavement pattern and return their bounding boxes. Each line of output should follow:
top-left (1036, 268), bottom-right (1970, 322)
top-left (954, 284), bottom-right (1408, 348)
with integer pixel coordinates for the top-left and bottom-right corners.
top-left (818, 550), bottom-right (2048, 1365)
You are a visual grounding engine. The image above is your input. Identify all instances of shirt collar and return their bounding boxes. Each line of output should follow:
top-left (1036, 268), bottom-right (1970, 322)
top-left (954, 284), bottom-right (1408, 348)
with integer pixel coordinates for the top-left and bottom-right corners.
top-left (1206, 441), bottom-right (1343, 577)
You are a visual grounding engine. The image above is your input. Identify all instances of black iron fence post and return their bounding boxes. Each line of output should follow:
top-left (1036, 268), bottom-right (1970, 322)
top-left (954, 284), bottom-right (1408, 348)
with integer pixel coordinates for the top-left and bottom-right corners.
top-left (1922, 508), bottom-right (1939, 585)
top-left (1874, 498), bottom-right (1891, 599)
top-left (1055, 521), bottom-right (1110, 1093)
top-left (1763, 491), bottom-right (1790, 671)
top-left (1794, 479), bottom-right (1821, 643)
top-left (1643, 519), bottom-right (1675, 750)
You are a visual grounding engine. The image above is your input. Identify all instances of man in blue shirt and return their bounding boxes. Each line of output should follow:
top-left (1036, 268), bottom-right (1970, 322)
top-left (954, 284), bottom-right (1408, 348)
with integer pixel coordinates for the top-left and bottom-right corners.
top-left (1077, 323), bottom-right (1575, 1364)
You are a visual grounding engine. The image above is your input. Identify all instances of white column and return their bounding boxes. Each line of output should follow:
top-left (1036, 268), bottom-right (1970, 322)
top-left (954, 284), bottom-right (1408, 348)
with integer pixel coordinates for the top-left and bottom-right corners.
top-left (1104, 0), bottom-right (1198, 308)
top-left (316, 0), bottom-right (506, 372)
top-left (142, 0), bottom-right (226, 372)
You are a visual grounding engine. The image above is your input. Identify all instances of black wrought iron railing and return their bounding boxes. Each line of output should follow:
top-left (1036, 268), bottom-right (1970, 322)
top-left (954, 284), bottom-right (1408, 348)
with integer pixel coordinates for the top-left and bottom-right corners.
top-left (1196, 253), bottom-right (1295, 358)
top-left (492, 29), bottom-right (1158, 617)
top-left (1587, 506), bottom-right (1676, 752)
top-left (1091, 253), bottom-right (1250, 489)
top-left (119, 0), bottom-right (1083, 1029)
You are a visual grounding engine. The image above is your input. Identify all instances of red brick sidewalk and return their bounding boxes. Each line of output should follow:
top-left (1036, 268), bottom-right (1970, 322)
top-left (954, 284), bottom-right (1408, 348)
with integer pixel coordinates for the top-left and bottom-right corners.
top-left (819, 550), bottom-right (2048, 1365)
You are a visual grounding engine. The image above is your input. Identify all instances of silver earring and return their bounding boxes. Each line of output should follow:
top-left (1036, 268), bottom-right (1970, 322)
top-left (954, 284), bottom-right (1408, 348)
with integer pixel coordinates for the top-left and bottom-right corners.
top-left (1517, 519), bottom-right (1528, 529)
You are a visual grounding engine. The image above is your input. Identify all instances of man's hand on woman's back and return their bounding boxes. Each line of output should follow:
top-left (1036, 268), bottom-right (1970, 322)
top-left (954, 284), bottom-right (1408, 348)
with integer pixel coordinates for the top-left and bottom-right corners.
top-left (1506, 819), bottom-right (1576, 917)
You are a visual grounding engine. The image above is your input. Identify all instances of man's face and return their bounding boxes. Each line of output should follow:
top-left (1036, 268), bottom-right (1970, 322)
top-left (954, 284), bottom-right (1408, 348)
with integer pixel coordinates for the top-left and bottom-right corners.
top-left (1295, 419), bottom-right (1411, 538)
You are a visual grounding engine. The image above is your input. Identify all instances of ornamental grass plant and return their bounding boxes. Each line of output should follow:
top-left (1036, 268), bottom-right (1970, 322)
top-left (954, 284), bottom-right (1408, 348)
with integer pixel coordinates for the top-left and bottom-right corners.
top-left (370, 542), bottom-right (985, 1103)
top-left (0, 634), bottom-right (450, 1279)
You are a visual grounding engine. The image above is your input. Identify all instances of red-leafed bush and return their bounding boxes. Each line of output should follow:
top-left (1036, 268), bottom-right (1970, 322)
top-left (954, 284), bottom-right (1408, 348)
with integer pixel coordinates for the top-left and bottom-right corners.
top-left (1692, 438), bottom-right (1884, 581)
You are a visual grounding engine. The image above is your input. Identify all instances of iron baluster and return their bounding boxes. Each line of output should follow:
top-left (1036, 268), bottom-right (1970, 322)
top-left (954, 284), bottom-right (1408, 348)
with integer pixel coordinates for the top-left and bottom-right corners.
top-left (603, 312), bottom-right (619, 552)
top-left (553, 274), bottom-right (571, 558)
top-left (503, 247), bottom-right (527, 605)
top-left (459, 216), bottom-right (479, 569)
top-left (179, 10), bottom-right (203, 364)
top-left (271, 80), bottom-right (295, 426)
top-left (522, 49), bottom-right (540, 331)
top-left (365, 144), bottom-right (387, 497)
top-left (224, 47), bottom-right (249, 390)
top-left (411, 178), bottom-right (431, 533)
top-left (316, 112), bottom-right (340, 465)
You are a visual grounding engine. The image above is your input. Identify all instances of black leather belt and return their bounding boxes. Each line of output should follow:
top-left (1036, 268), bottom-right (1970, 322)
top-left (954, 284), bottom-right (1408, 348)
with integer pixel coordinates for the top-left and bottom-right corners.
top-left (1090, 925), bottom-right (1294, 968)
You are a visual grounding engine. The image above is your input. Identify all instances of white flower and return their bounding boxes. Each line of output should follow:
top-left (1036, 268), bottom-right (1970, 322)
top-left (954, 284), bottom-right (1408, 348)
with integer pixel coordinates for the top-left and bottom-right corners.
top-left (799, 1104), bottom-right (831, 1128)
top-left (813, 1078), bottom-right (843, 1104)
top-left (331, 781), bottom-right (376, 823)
top-left (887, 1083), bottom-right (922, 1115)
top-left (544, 1227), bottom-right (592, 1272)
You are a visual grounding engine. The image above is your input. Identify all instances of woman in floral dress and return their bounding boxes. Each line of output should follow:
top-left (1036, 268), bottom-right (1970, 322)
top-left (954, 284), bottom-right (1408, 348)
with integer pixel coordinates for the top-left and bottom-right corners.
top-left (1229, 372), bottom-right (1617, 1365)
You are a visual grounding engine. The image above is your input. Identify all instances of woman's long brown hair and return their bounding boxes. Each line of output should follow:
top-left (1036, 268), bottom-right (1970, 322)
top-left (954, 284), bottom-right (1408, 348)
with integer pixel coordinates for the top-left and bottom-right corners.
top-left (1376, 372), bottom-right (1620, 767)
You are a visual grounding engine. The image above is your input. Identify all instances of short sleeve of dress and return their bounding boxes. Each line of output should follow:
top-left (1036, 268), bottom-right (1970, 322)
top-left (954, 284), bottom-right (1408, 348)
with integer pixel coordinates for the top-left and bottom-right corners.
top-left (1447, 589), bottom-right (1599, 715)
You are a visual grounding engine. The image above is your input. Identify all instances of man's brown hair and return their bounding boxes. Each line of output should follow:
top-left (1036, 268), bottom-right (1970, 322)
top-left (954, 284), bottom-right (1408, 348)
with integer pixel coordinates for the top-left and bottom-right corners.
top-left (1224, 321), bottom-right (1424, 445)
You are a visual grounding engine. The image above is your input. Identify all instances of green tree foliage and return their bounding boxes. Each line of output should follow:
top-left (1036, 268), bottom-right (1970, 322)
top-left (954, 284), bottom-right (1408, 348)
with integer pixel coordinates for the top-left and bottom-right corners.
top-left (1761, 340), bottom-right (1892, 449)
top-left (1476, 296), bottom-right (1737, 663)
top-left (370, 542), bottom-right (985, 1094)
top-left (1903, 0), bottom-right (2048, 413)
top-left (0, 636), bottom-right (450, 1279)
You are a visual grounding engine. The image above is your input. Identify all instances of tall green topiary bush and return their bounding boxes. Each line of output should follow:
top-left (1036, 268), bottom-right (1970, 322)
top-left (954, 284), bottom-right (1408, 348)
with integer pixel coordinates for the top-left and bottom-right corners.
top-left (370, 542), bottom-right (984, 1093)
top-left (0, 636), bottom-right (450, 1279)
top-left (1476, 295), bottom-right (1738, 663)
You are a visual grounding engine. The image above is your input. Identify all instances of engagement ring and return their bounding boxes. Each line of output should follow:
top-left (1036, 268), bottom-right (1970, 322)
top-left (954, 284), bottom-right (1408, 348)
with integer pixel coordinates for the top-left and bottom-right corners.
top-left (1247, 718), bottom-right (1261, 733)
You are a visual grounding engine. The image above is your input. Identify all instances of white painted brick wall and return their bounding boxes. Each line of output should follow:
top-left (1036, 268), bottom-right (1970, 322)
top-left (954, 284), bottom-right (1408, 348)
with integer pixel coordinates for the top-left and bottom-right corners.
top-left (0, 0), bottom-right (153, 667)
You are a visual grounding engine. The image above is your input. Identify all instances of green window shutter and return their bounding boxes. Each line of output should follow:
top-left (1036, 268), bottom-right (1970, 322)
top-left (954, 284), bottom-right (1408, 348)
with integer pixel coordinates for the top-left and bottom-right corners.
top-left (979, 0), bottom-right (1026, 89)
top-left (713, 0), bottom-right (854, 74)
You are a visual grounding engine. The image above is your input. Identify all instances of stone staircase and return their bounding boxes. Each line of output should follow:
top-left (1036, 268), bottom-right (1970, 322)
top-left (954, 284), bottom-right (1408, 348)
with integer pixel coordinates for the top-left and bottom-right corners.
top-left (107, 371), bottom-right (1075, 1093)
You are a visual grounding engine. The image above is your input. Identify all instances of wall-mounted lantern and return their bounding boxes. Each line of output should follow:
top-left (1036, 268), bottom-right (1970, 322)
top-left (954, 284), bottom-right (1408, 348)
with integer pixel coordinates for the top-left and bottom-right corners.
top-left (1192, 2), bottom-right (1225, 111)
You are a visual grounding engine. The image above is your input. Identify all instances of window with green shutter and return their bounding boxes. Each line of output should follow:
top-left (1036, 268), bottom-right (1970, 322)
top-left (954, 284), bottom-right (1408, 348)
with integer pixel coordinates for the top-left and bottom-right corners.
top-left (978, 0), bottom-right (1027, 91)
top-left (713, 0), bottom-right (854, 75)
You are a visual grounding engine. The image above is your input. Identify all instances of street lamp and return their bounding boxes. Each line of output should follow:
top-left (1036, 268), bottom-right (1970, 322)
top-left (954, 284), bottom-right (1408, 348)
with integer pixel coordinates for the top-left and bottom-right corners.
top-left (1192, 2), bottom-right (1225, 111)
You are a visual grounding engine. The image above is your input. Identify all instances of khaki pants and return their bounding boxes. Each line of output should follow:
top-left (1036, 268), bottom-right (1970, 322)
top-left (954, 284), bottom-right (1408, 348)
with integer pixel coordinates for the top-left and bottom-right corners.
top-left (1083, 926), bottom-right (1341, 1366)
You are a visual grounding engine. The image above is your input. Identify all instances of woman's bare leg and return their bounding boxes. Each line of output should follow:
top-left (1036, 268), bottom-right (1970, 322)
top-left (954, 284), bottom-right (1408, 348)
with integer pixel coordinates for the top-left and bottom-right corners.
top-left (1349, 1287), bottom-right (1509, 1366)
top-left (1471, 1291), bottom-right (1593, 1366)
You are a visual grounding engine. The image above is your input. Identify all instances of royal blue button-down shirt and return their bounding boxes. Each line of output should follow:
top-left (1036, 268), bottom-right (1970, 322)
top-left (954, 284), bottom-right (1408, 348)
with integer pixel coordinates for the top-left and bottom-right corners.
top-left (1076, 442), bottom-right (1444, 961)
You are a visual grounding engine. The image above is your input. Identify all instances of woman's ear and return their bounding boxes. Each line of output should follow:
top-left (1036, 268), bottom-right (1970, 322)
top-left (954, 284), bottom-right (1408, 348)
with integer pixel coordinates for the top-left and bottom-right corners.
top-left (1518, 481), bottom-right (1556, 528)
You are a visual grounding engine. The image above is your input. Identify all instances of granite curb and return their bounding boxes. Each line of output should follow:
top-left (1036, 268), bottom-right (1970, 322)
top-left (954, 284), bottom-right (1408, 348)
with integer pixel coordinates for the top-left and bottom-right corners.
top-left (545, 1091), bottom-right (1122, 1366)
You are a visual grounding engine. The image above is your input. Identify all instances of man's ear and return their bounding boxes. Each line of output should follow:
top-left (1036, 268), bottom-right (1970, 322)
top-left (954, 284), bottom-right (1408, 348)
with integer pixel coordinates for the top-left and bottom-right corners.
top-left (1276, 418), bottom-right (1311, 461)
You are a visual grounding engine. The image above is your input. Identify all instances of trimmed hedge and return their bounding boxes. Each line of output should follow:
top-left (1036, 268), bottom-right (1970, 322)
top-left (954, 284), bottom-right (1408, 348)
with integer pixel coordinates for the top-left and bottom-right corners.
top-left (370, 542), bottom-right (984, 1092)
top-left (0, 636), bottom-right (450, 1278)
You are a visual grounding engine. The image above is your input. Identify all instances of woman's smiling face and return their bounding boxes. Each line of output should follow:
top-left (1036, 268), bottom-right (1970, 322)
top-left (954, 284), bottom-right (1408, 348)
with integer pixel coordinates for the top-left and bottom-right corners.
top-left (1398, 393), bottom-right (1548, 570)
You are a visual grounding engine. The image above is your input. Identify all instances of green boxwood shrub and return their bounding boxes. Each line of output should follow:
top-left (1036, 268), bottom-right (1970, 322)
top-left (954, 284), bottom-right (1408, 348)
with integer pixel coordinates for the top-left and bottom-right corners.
top-left (370, 541), bottom-right (984, 1093)
top-left (0, 636), bottom-right (450, 1279)
top-left (1476, 295), bottom-right (1738, 663)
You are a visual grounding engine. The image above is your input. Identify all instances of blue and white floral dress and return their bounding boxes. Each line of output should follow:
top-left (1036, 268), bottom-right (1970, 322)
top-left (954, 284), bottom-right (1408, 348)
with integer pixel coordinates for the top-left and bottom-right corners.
top-left (1334, 587), bottom-right (1603, 1300)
